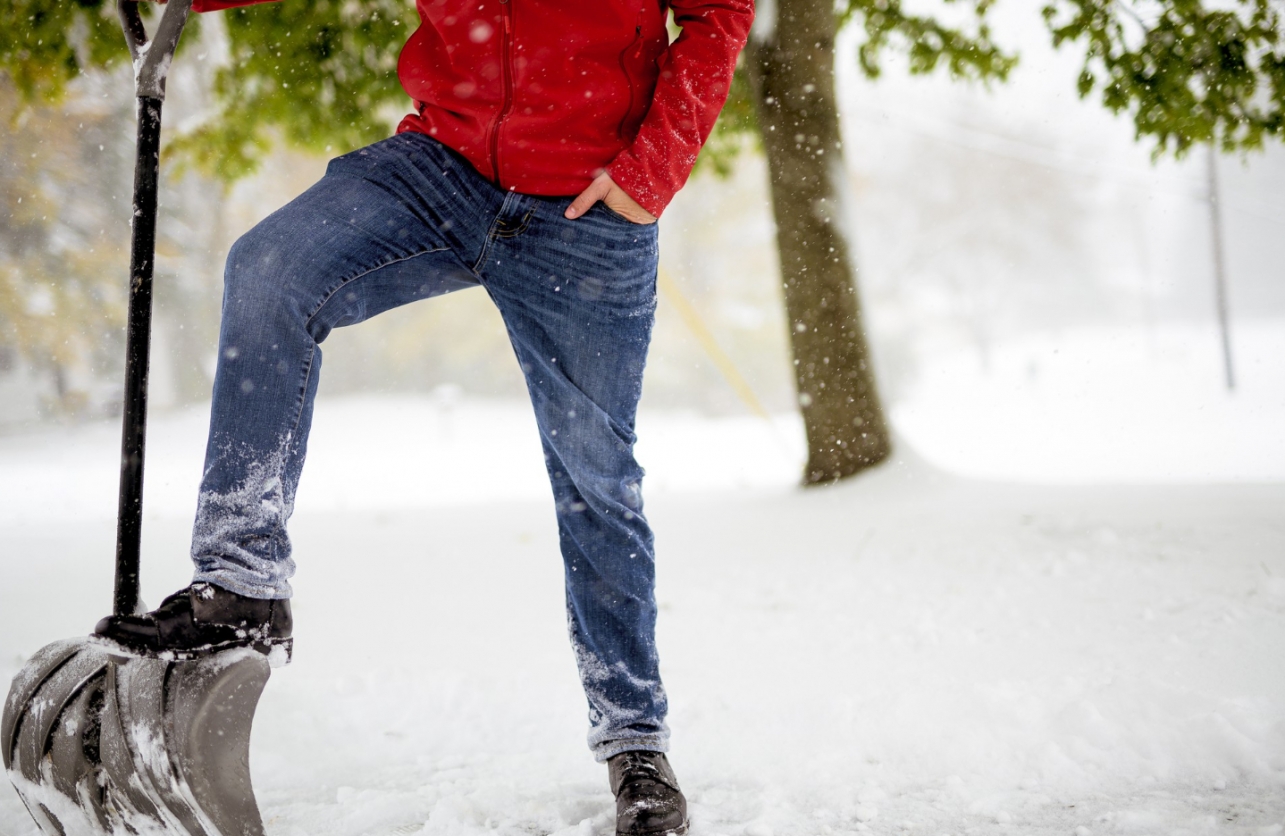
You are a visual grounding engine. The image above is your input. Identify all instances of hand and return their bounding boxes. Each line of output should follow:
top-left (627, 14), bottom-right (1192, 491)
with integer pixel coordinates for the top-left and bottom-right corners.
top-left (564, 172), bottom-right (657, 224)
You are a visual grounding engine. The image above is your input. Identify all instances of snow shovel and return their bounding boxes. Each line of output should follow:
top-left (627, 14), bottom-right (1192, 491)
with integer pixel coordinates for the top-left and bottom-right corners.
top-left (3, 3), bottom-right (275, 834)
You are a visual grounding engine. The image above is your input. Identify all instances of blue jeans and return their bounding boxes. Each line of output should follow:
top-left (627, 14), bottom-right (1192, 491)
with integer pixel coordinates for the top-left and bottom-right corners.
top-left (189, 132), bottom-right (667, 760)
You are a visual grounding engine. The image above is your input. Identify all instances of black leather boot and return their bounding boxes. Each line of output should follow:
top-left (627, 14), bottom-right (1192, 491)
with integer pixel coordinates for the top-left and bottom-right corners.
top-left (92, 582), bottom-right (293, 663)
top-left (608, 751), bottom-right (689, 836)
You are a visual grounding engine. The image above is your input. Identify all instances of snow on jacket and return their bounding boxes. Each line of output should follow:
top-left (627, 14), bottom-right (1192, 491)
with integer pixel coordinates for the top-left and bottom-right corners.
top-left (192, 0), bottom-right (755, 217)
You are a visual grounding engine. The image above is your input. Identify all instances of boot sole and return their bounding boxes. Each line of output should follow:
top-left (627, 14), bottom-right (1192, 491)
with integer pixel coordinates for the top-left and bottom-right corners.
top-left (618, 820), bottom-right (689, 836)
top-left (87, 635), bottom-right (294, 668)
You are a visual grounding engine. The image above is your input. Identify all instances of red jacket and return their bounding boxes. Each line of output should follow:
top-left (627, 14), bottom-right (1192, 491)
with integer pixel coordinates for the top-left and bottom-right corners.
top-left (193, 0), bottom-right (754, 217)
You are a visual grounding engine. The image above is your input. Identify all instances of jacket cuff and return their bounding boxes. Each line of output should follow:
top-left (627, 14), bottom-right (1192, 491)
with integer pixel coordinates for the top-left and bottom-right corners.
top-left (606, 152), bottom-right (673, 220)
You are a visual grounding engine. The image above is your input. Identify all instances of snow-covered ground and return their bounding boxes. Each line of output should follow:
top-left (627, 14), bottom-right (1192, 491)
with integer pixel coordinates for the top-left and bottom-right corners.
top-left (892, 319), bottom-right (1285, 484)
top-left (3, 323), bottom-right (1284, 836)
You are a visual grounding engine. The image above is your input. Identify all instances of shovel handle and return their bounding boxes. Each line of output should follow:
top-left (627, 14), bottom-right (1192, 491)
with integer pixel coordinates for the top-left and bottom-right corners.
top-left (118, 0), bottom-right (194, 100)
top-left (112, 0), bottom-right (192, 617)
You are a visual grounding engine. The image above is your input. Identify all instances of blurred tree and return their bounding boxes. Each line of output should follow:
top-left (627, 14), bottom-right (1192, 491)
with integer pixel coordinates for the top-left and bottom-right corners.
top-left (0, 79), bottom-right (129, 416)
top-left (738, 0), bottom-right (1283, 484)
top-left (2, 0), bottom-right (1282, 469)
top-left (743, 1), bottom-right (1015, 483)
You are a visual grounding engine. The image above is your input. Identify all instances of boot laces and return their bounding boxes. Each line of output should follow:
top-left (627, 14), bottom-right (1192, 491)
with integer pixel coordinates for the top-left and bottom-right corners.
top-left (617, 751), bottom-right (675, 794)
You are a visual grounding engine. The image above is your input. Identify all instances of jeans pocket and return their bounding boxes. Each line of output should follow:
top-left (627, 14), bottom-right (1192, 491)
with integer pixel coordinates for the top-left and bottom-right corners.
top-left (596, 202), bottom-right (655, 227)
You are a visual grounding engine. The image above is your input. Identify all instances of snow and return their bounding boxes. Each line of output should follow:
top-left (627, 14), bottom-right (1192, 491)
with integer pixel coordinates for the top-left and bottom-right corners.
top-left (893, 319), bottom-right (1285, 483)
top-left (2, 322), bottom-right (1284, 835)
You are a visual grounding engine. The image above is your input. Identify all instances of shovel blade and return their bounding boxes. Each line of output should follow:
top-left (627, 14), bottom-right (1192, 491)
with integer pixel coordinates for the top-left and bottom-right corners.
top-left (4, 638), bottom-right (272, 836)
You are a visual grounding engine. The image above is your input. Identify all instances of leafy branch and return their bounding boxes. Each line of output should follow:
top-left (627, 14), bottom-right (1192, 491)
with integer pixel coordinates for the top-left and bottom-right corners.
top-left (1043, 0), bottom-right (1285, 154)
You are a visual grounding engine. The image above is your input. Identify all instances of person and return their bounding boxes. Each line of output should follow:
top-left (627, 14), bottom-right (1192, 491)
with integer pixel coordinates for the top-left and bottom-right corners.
top-left (93, 0), bottom-right (753, 833)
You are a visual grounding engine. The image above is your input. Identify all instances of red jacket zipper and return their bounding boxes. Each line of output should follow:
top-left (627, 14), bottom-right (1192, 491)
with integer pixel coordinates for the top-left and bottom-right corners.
top-left (487, 0), bottom-right (515, 187)
top-left (617, 24), bottom-right (642, 139)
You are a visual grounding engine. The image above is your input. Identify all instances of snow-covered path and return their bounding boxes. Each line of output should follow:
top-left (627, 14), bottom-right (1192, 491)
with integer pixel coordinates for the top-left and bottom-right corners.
top-left (2, 407), bottom-right (1283, 835)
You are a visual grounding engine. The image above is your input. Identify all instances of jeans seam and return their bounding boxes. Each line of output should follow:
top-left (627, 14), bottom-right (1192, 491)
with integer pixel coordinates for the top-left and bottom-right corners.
top-left (289, 342), bottom-right (317, 443)
top-left (303, 246), bottom-right (450, 331)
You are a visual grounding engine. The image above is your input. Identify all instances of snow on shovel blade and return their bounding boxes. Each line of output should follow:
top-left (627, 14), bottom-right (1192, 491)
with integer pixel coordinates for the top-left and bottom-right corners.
top-left (4, 638), bottom-right (272, 836)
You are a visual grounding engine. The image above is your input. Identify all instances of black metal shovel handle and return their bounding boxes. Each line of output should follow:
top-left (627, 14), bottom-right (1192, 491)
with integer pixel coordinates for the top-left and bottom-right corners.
top-left (113, 0), bottom-right (193, 617)
top-left (118, 0), bottom-right (194, 100)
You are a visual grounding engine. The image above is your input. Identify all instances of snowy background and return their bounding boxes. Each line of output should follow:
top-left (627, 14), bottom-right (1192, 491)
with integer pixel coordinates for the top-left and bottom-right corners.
top-left (3, 3), bottom-right (1285, 835)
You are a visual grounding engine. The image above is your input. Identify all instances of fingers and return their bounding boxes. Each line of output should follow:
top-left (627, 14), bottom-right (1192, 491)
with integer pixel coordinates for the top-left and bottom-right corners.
top-left (602, 189), bottom-right (657, 224)
top-left (565, 175), bottom-right (612, 219)
top-left (565, 173), bottom-right (657, 224)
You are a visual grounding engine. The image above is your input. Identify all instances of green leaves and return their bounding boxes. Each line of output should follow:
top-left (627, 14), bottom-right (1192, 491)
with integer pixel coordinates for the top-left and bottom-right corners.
top-left (1043, 0), bottom-right (1285, 155)
top-left (693, 62), bottom-right (759, 178)
top-left (1, 0), bottom-right (137, 103)
top-left (0, 0), bottom-right (412, 181)
top-left (698, 0), bottom-right (1015, 178)
top-left (171, 0), bottom-right (415, 180)
top-left (841, 0), bottom-right (1016, 82)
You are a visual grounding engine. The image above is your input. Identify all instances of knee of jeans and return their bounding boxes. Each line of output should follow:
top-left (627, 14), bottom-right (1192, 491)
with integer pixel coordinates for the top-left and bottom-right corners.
top-left (554, 462), bottom-right (645, 518)
top-left (223, 225), bottom-right (294, 310)
top-left (224, 233), bottom-right (263, 302)
top-left (543, 408), bottom-right (643, 497)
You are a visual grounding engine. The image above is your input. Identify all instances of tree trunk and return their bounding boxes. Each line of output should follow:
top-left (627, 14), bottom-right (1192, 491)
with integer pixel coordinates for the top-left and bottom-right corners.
top-left (746, 0), bottom-right (891, 484)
